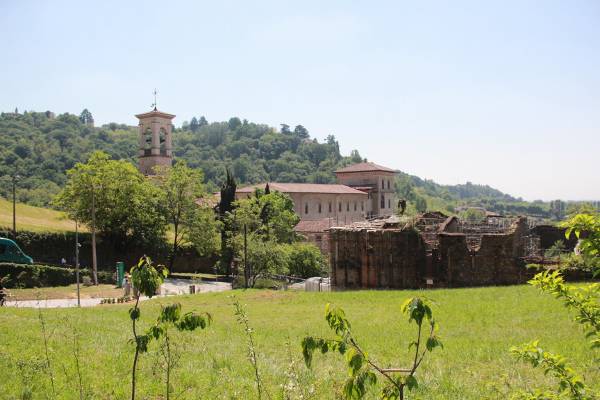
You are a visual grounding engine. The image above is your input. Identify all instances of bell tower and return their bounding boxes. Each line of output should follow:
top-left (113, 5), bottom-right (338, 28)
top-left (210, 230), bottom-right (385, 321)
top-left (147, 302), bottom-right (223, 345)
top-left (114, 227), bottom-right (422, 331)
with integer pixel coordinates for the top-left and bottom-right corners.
top-left (135, 106), bottom-right (175, 175)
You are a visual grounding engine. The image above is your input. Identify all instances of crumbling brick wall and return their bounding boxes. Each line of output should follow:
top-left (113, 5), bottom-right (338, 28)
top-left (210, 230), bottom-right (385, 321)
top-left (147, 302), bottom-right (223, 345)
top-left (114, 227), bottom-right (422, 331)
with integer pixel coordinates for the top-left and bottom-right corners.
top-left (438, 218), bottom-right (534, 287)
top-left (530, 225), bottom-right (578, 251)
top-left (330, 228), bottom-right (426, 289)
top-left (329, 217), bottom-right (552, 290)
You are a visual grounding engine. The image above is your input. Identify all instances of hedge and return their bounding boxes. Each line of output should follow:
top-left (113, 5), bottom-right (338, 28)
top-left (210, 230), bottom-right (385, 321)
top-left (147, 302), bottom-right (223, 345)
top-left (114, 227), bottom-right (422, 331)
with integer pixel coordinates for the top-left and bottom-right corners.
top-left (0, 263), bottom-right (114, 288)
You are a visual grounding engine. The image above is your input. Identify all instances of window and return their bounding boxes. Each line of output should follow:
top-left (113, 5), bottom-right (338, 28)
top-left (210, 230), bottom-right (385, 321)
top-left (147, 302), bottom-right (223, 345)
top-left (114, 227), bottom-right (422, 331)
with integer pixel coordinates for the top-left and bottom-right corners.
top-left (318, 203), bottom-right (322, 213)
top-left (159, 127), bottom-right (167, 155)
top-left (339, 202), bottom-right (342, 212)
top-left (305, 203), bottom-right (309, 214)
top-left (381, 179), bottom-right (385, 189)
top-left (381, 194), bottom-right (385, 209)
top-left (387, 180), bottom-right (390, 189)
top-left (329, 202), bottom-right (332, 212)
top-left (346, 202), bottom-right (350, 211)
top-left (388, 199), bottom-right (391, 209)
top-left (361, 201), bottom-right (364, 211)
top-left (143, 128), bottom-right (152, 155)
top-left (354, 202), bottom-right (357, 211)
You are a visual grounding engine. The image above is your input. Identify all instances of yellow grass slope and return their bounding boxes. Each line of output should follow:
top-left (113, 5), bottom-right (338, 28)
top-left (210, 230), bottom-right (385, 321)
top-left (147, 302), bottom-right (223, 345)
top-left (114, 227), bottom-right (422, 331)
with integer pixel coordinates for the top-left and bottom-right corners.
top-left (0, 197), bottom-right (83, 233)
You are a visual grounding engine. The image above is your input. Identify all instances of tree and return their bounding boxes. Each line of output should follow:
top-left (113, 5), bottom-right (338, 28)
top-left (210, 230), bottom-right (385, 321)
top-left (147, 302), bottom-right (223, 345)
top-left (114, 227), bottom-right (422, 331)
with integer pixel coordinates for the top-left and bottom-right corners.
top-left (286, 242), bottom-right (326, 278)
top-left (302, 298), bottom-right (442, 399)
top-left (280, 124), bottom-right (291, 134)
top-left (147, 303), bottom-right (211, 400)
top-left (79, 109), bottom-right (94, 126)
top-left (226, 190), bottom-right (300, 285)
top-left (415, 196), bottom-right (427, 213)
top-left (128, 256), bottom-right (168, 400)
top-left (198, 116), bottom-right (208, 127)
top-left (228, 117), bottom-right (242, 130)
top-left (154, 161), bottom-right (217, 270)
top-left (235, 234), bottom-right (289, 287)
top-left (55, 151), bottom-right (167, 283)
top-left (229, 190), bottom-right (299, 244)
top-left (460, 208), bottom-right (486, 223)
top-left (189, 117), bottom-right (199, 132)
top-left (293, 125), bottom-right (309, 139)
top-left (218, 169), bottom-right (237, 275)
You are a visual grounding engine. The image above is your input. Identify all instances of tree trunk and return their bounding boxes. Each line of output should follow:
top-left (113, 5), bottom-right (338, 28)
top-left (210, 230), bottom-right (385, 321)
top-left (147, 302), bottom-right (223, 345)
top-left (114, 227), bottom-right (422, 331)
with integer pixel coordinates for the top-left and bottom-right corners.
top-left (91, 188), bottom-right (98, 285)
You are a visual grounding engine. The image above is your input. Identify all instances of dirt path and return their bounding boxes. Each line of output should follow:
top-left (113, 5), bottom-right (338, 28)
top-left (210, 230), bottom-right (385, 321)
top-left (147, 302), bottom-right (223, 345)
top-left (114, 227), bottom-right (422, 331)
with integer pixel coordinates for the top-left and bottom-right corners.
top-left (4, 280), bottom-right (232, 308)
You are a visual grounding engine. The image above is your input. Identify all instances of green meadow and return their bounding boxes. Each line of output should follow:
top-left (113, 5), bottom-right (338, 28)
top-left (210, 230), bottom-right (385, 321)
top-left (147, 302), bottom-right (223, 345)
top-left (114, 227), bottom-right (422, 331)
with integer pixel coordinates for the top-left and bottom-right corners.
top-left (0, 285), bottom-right (597, 399)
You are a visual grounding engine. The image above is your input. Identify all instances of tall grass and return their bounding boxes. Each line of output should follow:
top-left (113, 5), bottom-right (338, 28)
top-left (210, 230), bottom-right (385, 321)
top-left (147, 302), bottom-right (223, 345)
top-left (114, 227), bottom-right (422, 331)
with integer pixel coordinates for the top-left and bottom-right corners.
top-left (0, 285), bottom-right (597, 399)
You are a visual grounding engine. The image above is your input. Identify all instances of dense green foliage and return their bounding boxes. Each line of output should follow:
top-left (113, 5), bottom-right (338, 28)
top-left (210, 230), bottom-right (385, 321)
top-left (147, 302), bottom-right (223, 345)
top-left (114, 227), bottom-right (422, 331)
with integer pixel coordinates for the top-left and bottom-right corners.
top-left (54, 151), bottom-right (167, 249)
top-left (153, 161), bottom-right (220, 268)
top-left (0, 110), bottom-right (363, 207)
top-left (225, 190), bottom-right (325, 284)
top-left (3, 109), bottom-right (598, 219)
top-left (0, 262), bottom-right (112, 288)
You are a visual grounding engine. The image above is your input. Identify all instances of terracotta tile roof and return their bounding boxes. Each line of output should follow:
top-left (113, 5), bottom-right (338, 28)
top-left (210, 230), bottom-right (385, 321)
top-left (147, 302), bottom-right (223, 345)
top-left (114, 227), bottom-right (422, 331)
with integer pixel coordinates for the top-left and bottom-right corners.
top-left (236, 183), bottom-right (367, 195)
top-left (294, 218), bottom-right (336, 233)
top-left (335, 162), bottom-right (396, 173)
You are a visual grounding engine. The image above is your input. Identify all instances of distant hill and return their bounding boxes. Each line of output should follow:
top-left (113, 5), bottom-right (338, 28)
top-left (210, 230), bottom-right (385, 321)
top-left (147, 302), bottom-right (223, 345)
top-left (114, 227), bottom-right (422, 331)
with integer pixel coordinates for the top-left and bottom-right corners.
top-left (0, 109), bottom-right (572, 220)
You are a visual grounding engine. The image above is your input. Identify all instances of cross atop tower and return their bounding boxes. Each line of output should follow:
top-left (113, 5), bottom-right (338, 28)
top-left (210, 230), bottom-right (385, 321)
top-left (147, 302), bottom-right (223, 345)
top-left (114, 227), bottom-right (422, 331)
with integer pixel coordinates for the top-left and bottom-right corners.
top-left (151, 89), bottom-right (158, 111)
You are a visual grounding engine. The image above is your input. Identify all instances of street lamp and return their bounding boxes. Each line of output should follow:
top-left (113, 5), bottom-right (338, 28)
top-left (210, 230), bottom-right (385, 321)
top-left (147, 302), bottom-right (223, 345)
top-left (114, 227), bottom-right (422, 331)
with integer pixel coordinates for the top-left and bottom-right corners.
top-left (12, 173), bottom-right (20, 239)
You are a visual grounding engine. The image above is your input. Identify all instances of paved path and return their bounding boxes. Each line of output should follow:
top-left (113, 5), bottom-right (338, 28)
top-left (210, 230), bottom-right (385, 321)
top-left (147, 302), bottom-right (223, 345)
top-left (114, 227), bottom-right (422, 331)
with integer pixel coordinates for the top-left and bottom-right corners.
top-left (4, 279), bottom-right (232, 308)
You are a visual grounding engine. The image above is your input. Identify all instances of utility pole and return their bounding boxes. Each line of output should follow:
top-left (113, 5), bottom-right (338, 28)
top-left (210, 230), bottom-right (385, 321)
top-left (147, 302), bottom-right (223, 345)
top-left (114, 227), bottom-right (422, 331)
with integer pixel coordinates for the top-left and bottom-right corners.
top-left (91, 185), bottom-right (98, 285)
top-left (244, 223), bottom-right (248, 289)
top-left (11, 173), bottom-right (19, 239)
top-left (75, 220), bottom-right (81, 307)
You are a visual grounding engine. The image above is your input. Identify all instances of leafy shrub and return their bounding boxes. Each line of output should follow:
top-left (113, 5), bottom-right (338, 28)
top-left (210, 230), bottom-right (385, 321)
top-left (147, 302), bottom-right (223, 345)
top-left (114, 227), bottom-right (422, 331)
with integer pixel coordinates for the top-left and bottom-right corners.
top-left (0, 263), bottom-right (112, 288)
top-left (544, 240), bottom-right (566, 258)
top-left (286, 242), bottom-right (327, 278)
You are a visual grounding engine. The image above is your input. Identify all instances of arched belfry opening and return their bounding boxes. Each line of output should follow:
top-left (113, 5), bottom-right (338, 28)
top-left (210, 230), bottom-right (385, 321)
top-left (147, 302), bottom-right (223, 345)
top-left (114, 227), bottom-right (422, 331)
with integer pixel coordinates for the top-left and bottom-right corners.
top-left (135, 109), bottom-right (176, 175)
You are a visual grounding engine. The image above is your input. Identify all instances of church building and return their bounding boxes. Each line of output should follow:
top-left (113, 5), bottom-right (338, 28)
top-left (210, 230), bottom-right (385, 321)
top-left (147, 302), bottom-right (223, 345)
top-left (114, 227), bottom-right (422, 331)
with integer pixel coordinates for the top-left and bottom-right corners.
top-left (134, 105), bottom-right (397, 253)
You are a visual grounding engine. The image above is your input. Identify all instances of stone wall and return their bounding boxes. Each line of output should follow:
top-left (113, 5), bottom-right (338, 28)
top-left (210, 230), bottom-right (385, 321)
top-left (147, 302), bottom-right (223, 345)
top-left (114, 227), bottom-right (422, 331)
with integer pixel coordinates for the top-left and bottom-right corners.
top-left (329, 217), bottom-right (539, 290)
top-left (530, 225), bottom-right (578, 250)
top-left (330, 228), bottom-right (426, 289)
top-left (438, 232), bottom-right (533, 287)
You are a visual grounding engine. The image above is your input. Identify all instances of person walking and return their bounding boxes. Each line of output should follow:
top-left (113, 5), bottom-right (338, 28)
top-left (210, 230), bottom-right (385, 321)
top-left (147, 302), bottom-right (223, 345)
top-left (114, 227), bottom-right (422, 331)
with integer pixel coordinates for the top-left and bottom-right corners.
top-left (123, 274), bottom-right (131, 297)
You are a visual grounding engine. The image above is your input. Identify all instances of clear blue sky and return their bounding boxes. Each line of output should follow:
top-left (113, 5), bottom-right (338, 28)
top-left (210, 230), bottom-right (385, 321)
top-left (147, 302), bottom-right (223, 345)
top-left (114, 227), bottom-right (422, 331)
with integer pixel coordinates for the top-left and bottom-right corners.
top-left (2, 1), bottom-right (599, 201)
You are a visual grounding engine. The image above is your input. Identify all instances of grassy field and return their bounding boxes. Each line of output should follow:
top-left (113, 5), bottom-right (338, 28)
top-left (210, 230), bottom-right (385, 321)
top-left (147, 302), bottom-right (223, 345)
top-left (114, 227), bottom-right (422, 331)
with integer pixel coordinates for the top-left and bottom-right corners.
top-left (0, 197), bottom-right (82, 233)
top-left (0, 285), bottom-right (597, 399)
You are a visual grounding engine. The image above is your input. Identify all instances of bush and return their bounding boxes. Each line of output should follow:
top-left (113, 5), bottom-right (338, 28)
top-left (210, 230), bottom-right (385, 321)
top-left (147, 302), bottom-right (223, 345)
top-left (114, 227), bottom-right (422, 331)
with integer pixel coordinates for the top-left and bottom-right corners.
top-left (0, 263), bottom-right (113, 288)
top-left (285, 242), bottom-right (327, 278)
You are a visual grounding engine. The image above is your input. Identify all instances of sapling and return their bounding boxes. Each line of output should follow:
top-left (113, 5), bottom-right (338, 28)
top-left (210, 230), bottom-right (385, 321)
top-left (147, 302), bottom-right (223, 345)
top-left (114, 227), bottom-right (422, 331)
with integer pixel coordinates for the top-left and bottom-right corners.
top-left (129, 255), bottom-right (168, 400)
top-left (70, 322), bottom-right (85, 400)
top-left (233, 298), bottom-right (270, 400)
top-left (302, 297), bottom-right (442, 400)
top-left (147, 303), bottom-right (211, 400)
top-left (37, 304), bottom-right (55, 397)
top-left (510, 213), bottom-right (600, 399)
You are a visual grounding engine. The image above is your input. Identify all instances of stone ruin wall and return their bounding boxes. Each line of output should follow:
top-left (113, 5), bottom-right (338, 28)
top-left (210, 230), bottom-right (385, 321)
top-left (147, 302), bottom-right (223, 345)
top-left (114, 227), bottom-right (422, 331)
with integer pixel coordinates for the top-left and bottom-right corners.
top-left (330, 229), bottom-right (426, 289)
top-left (329, 216), bottom-right (542, 289)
